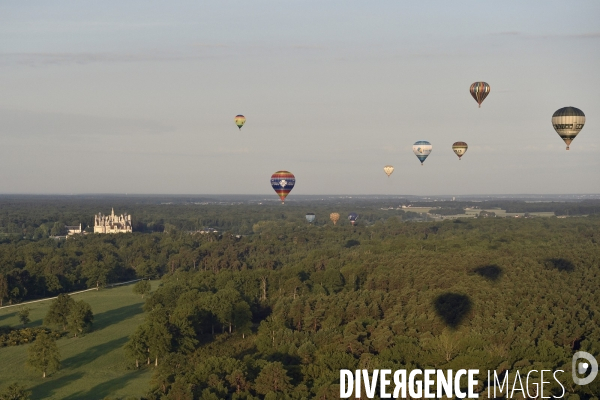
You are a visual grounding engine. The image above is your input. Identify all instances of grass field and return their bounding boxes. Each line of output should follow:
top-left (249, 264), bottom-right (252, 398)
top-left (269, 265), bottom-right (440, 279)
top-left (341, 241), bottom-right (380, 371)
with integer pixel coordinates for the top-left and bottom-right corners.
top-left (401, 207), bottom-right (433, 213)
top-left (0, 282), bottom-right (158, 400)
top-left (467, 208), bottom-right (555, 218)
top-left (404, 207), bottom-right (555, 220)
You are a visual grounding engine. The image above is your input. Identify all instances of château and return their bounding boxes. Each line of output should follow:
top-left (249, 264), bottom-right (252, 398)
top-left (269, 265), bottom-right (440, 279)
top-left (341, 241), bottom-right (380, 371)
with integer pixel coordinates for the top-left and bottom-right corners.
top-left (94, 208), bottom-right (132, 234)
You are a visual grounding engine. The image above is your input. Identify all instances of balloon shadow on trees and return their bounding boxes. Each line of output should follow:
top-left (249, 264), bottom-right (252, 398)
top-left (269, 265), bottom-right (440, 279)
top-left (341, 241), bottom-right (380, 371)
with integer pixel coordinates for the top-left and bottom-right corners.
top-left (433, 293), bottom-right (472, 329)
top-left (30, 372), bottom-right (84, 400)
top-left (267, 352), bottom-right (301, 368)
top-left (545, 258), bottom-right (575, 272)
top-left (471, 265), bottom-right (503, 282)
top-left (93, 303), bottom-right (144, 331)
top-left (345, 239), bottom-right (360, 248)
top-left (61, 336), bottom-right (129, 369)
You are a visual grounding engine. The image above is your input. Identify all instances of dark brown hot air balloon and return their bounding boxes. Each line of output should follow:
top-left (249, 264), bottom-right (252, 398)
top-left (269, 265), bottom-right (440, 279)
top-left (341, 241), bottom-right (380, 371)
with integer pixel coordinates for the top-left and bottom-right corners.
top-left (469, 82), bottom-right (490, 108)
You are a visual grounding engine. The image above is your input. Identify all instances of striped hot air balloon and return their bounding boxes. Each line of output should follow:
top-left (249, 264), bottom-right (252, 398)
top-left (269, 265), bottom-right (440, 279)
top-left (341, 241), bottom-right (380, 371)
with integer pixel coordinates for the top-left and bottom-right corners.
top-left (234, 115), bottom-right (246, 130)
top-left (469, 82), bottom-right (490, 108)
top-left (270, 171), bottom-right (295, 203)
top-left (552, 107), bottom-right (585, 150)
top-left (413, 141), bottom-right (432, 165)
top-left (452, 142), bottom-right (468, 160)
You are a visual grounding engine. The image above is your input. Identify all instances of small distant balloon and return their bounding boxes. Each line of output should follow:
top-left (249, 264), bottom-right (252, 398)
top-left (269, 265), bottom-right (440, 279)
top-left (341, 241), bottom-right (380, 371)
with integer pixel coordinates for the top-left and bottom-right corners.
top-left (330, 213), bottom-right (340, 226)
top-left (270, 171), bottom-right (295, 204)
top-left (552, 107), bottom-right (585, 150)
top-left (383, 165), bottom-right (394, 177)
top-left (469, 82), bottom-right (490, 108)
top-left (452, 142), bottom-right (468, 160)
top-left (234, 115), bottom-right (246, 130)
top-left (413, 141), bottom-right (432, 165)
top-left (348, 212), bottom-right (358, 226)
top-left (306, 213), bottom-right (315, 223)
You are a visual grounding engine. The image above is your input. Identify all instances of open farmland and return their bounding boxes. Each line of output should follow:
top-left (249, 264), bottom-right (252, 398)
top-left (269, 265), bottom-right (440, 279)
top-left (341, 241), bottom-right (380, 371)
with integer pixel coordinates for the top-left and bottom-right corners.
top-left (0, 282), bottom-right (158, 400)
top-left (405, 207), bottom-right (555, 219)
top-left (467, 208), bottom-right (556, 218)
top-left (401, 207), bottom-right (434, 214)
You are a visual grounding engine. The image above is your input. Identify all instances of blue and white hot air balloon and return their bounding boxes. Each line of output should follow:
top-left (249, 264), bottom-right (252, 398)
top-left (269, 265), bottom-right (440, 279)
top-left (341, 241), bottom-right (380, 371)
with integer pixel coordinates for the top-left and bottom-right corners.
top-left (348, 212), bottom-right (358, 226)
top-left (412, 141), bottom-right (432, 165)
top-left (305, 213), bottom-right (316, 223)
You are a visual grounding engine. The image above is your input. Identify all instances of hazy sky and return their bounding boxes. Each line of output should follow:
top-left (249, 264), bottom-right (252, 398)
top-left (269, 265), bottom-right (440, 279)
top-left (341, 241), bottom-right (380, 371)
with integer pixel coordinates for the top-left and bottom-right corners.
top-left (1, 1), bottom-right (599, 195)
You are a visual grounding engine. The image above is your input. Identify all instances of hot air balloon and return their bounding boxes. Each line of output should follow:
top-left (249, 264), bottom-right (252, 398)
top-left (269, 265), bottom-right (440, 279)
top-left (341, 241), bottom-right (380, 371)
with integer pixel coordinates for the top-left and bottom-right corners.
top-left (383, 165), bottom-right (394, 177)
top-left (306, 213), bottom-right (315, 223)
top-left (234, 115), bottom-right (246, 130)
top-left (348, 212), bottom-right (358, 226)
top-left (413, 141), bottom-right (432, 165)
top-left (469, 82), bottom-right (490, 108)
top-left (330, 213), bottom-right (340, 225)
top-left (552, 107), bottom-right (585, 150)
top-left (270, 171), bottom-right (295, 204)
top-left (452, 142), bottom-right (468, 160)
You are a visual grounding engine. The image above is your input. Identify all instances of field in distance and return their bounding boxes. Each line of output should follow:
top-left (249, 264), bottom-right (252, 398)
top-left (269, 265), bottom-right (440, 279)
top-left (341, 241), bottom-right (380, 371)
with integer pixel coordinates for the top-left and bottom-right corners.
top-left (401, 206), bottom-right (555, 219)
top-left (0, 282), bottom-right (158, 400)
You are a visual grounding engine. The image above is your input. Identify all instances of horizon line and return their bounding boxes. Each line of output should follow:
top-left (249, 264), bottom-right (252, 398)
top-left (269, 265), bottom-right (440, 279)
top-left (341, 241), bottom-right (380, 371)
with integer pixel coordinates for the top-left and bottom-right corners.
top-left (0, 193), bottom-right (599, 198)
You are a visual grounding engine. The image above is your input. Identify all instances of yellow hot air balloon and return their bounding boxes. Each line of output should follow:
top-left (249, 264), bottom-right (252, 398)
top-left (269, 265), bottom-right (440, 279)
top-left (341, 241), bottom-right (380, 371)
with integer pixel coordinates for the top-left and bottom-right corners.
top-left (552, 107), bottom-right (585, 150)
top-left (330, 213), bottom-right (340, 226)
top-left (452, 142), bottom-right (468, 160)
top-left (383, 165), bottom-right (394, 177)
top-left (234, 115), bottom-right (246, 130)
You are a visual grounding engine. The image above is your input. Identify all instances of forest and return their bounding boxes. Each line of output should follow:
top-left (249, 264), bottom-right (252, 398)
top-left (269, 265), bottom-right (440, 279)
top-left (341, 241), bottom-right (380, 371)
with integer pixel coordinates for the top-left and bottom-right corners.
top-left (0, 196), bottom-right (599, 399)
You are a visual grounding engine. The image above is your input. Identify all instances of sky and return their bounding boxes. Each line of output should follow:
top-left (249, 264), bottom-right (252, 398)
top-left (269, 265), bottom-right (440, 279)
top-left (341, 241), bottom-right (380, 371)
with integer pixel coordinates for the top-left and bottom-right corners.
top-left (0, 1), bottom-right (599, 196)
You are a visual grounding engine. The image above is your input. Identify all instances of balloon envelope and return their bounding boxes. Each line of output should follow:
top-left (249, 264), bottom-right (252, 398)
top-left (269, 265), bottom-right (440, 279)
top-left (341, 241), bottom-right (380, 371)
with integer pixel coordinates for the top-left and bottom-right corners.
top-left (348, 212), bottom-right (358, 225)
top-left (552, 107), bottom-right (585, 150)
top-left (413, 141), bottom-right (432, 165)
top-left (234, 115), bottom-right (246, 130)
top-left (330, 213), bottom-right (340, 225)
top-left (452, 142), bottom-right (468, 160)
top-left (305, 213), bottom-right (315, 223)
top-left (383, 165), bottom-right (394, 177)
top-left (469, 82), bottom-right (490, 108)
top-left (270, 171), bottom-right (295, 203)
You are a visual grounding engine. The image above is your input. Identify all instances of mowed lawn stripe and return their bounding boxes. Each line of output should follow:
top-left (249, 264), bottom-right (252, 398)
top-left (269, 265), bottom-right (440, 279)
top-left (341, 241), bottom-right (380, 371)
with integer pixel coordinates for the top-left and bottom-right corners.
top-left (0, 282), bottom-right (158, 400)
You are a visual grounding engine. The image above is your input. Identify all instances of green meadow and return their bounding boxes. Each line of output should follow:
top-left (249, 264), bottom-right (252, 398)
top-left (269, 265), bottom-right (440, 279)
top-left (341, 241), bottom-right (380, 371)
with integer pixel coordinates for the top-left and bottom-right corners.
top-left (0, 282), bottom-right (158, 400)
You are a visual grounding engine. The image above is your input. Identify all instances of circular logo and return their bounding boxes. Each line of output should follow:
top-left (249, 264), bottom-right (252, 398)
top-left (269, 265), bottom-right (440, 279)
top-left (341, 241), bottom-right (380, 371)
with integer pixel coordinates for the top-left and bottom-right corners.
top-left (572, 351), bottom-right (598, 385)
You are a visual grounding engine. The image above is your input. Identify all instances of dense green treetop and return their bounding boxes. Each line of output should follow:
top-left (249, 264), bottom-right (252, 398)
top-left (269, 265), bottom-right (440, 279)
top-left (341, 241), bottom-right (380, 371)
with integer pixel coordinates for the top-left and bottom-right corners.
top-left (127, 216), bottom-right (600, 399)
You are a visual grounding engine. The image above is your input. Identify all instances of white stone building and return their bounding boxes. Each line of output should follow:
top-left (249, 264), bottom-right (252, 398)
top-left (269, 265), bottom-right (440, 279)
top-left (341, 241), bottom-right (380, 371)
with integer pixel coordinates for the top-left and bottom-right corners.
top-left (94, 208), bottom-right (132, 234)
top-left (65, 224), bottom-right (82, 235)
